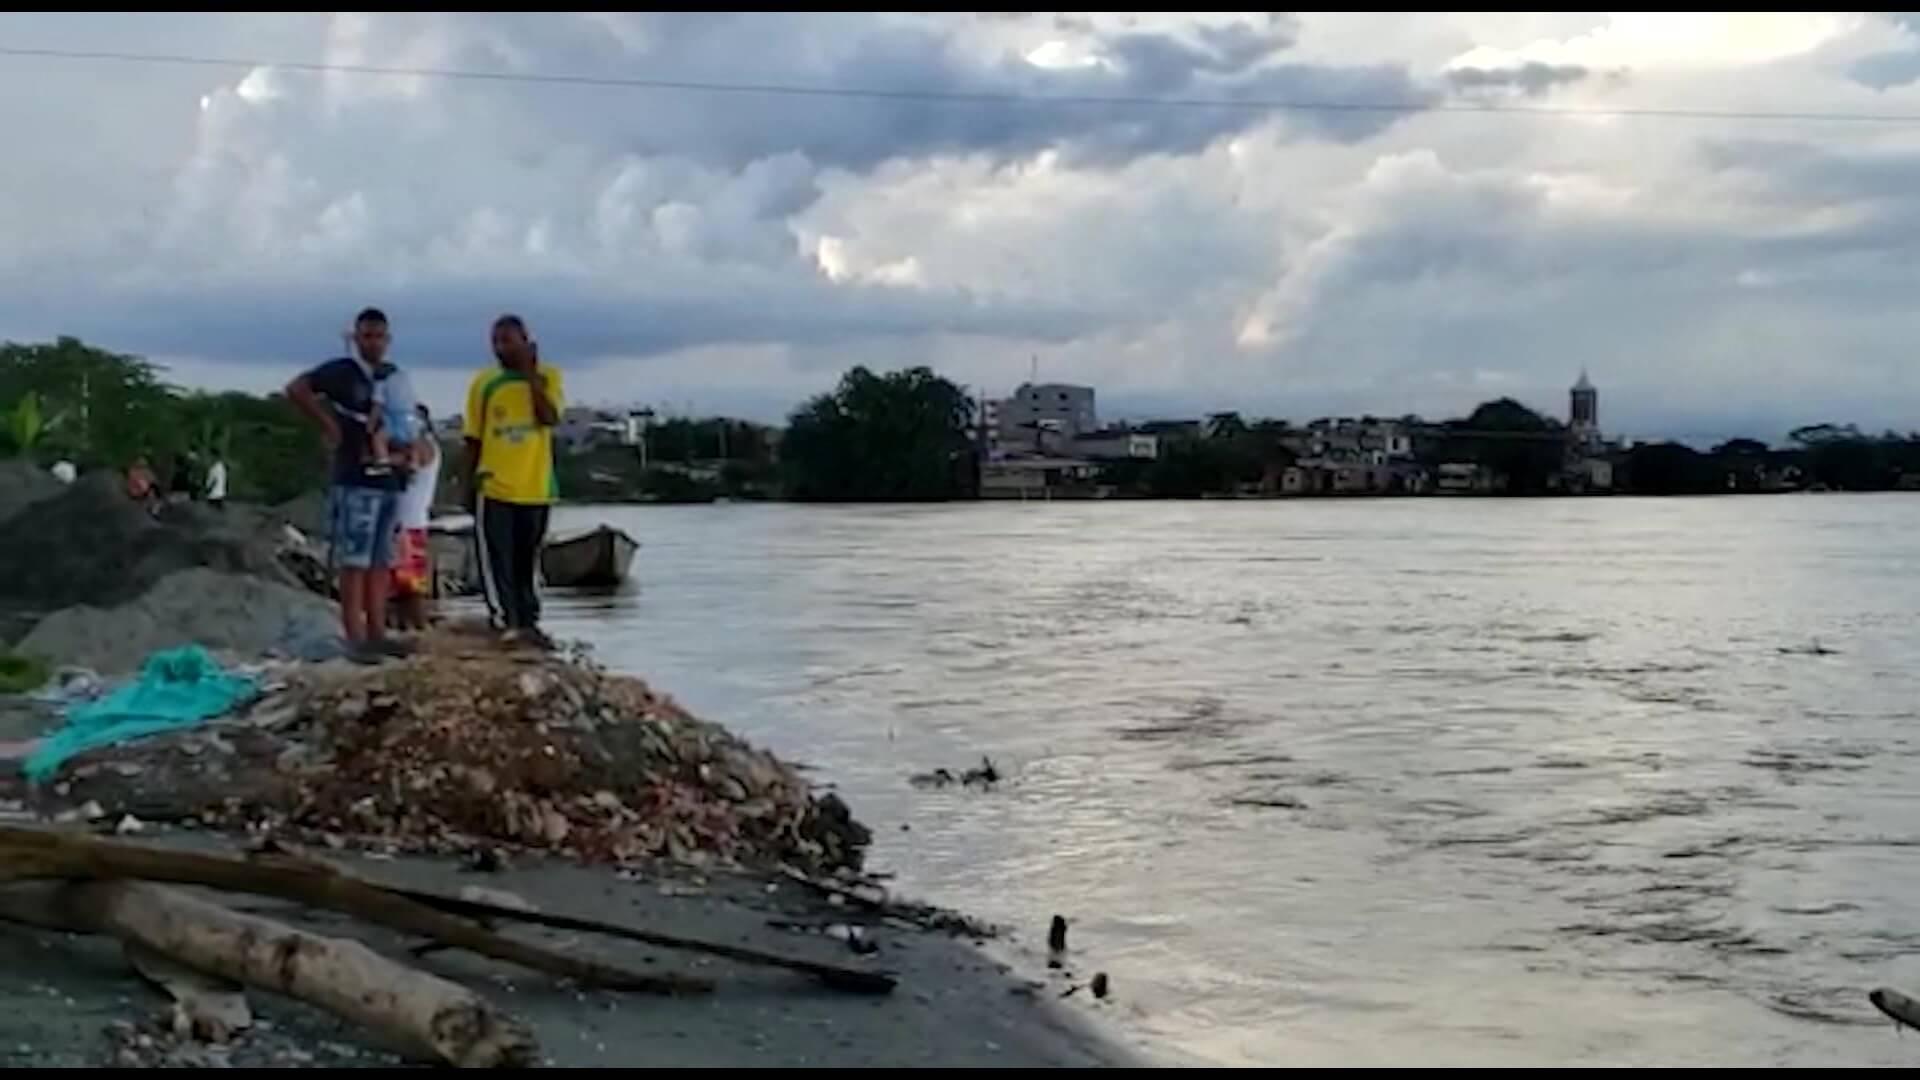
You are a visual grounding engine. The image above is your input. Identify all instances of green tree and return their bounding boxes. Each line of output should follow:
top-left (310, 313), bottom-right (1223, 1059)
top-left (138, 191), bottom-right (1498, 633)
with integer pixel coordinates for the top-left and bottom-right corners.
top-left (782, 366), bottom-right (977, 501)
top-left (0, 336), bottom-right (174, 467)
top-left (1440, 398), bottom-right (1565, 494)
top-left (0, 391), bottom-right (54, 456)
top-left (0, 338), bottom-right (324, 501)
top-left (1625, 441), bottom-right (1717, 495)
top-left (1142, 438), bottom-right (1259, 496)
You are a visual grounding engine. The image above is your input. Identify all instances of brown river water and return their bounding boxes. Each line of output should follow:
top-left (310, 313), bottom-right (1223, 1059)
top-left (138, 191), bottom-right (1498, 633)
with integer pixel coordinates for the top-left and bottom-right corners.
top-left (532, 495), bottom-right (1920, 1066)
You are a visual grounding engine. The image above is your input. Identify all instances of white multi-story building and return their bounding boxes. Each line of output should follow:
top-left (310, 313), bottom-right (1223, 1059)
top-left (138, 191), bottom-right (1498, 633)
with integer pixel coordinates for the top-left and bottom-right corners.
top-left (989, 383), bottom-right (1097, 455)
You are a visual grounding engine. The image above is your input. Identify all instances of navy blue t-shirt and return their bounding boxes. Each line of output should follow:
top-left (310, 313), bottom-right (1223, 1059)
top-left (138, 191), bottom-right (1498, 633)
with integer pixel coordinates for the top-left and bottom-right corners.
top-left (304, 356), bottom-right (400, 490)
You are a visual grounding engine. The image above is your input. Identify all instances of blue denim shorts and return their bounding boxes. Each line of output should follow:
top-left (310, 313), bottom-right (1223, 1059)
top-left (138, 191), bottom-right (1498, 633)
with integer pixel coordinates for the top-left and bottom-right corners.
top-left (329, 484), bottom-right (400, 571)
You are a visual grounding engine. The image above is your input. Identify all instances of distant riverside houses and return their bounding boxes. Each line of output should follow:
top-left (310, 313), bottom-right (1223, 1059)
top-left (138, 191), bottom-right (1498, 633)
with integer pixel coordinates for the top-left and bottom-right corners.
top-left (553, 407), bottom-right (656, 454)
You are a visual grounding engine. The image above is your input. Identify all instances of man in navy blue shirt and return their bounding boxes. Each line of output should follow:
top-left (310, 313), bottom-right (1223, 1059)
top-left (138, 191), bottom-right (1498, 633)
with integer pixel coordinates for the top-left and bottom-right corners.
top-left (286, 307), bottom-right (414, 662)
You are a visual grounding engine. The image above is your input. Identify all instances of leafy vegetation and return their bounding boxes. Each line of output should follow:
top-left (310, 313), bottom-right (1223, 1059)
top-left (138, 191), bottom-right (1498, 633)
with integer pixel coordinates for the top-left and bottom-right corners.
top-left (0, 337), bottom-right (324, 502)
top-left (782, 366), bottom-right (977, 501)
top-left (0, 650), bottom-right (48, 694)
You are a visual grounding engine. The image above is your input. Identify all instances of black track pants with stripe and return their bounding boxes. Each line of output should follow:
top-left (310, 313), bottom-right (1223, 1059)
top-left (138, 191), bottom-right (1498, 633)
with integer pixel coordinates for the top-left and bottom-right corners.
top-left (476, 496), bottom-right (549, 630)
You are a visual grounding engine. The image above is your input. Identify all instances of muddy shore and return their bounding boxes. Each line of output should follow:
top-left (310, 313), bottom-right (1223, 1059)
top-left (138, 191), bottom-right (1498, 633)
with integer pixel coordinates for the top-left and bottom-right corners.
top-left (0, 830), bottom-right (1134, 1068)
top-left (0, 472), bottom-right (1144, 1068)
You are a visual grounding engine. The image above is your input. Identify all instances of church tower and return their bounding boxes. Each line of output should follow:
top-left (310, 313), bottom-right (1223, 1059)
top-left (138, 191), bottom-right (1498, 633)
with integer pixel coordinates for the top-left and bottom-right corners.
top-left (1569, 370), bottom-right (1599, 447)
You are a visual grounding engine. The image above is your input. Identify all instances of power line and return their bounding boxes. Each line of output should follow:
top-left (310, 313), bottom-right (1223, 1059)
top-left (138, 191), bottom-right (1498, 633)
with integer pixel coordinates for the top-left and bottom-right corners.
top-left (6, 43), bottom-right (1920, 126)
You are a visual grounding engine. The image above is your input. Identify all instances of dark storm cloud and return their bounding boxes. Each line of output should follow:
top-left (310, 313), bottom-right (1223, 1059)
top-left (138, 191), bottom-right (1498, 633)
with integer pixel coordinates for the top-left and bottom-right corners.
top-left (1847, 48), bottom-right (1920, 90)
top-left (1445, 62), bottom-right (1594, 96)
top-left (540, 14), bottom-right (1426, 172)
top-left (0, 264), bottom-right (1096, 372)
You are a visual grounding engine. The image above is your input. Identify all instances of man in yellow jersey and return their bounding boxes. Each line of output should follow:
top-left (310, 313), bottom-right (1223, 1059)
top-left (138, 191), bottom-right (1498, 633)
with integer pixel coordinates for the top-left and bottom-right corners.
top-left (462, 314), bottom-right (563, 647)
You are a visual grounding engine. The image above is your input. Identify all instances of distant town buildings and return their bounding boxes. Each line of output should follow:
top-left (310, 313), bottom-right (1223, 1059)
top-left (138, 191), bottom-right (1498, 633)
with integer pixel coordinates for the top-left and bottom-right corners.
top-left (985, 382), bottom-right (1098, 457)
top-left (974, 367), bottom-right (1622, 500)
top-left (554, 406), bottom-right (656, 454)
top-left (1070, 430), bottom-right (1159, 461)
top-left (1564, 370), bottom-right (1615, 492)
top-left (1570, 370), bottom-right (1600, 450)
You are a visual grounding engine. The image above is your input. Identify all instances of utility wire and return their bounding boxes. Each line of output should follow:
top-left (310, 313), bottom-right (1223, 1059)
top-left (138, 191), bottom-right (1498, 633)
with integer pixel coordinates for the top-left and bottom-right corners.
top-left (5, 44), bottom-right (1920, 125)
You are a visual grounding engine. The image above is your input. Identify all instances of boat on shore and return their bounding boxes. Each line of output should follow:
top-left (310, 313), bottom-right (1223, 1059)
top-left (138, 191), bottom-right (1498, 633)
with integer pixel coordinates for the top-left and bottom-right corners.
top-left (538, 523), bottom-right (640, 588)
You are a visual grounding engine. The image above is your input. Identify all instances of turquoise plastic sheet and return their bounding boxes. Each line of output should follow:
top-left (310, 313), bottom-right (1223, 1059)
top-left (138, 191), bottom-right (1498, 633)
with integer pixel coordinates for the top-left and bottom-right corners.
top-left (24, 645), bottom-right (258, 783)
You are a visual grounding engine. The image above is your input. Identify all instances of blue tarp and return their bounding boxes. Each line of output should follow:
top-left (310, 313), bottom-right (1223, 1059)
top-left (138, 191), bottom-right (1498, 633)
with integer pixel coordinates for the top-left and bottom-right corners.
top-left (24, 645), bottom-right (258, 783)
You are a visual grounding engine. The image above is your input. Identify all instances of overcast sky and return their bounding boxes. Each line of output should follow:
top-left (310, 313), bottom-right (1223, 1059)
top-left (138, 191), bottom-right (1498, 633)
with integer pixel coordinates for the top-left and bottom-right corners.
top-left (5, 12), bottom-right (1920, 440)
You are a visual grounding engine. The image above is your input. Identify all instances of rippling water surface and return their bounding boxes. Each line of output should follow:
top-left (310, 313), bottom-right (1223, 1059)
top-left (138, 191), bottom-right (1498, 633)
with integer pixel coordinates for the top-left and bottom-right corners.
top-left (536, 496), bottom-right (1920, 1066)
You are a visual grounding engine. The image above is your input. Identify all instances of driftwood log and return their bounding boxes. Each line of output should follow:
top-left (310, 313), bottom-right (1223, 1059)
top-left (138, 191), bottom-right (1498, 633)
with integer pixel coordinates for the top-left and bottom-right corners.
top-left (1871, 987), bottom-right (1920, 1031)
top-left (0, 824), bottom-right (709, 995)
top-left (124, 942), bottom-right (254, 1043)
top-left (387, 883), bottom-right (896, 994)
top-left (0, 880), bottom-right (535, 1067)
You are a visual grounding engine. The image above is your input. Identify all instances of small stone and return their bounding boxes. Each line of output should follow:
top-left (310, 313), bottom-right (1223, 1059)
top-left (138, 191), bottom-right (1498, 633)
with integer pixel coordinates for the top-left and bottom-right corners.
top-left (1091, 972), bottom-right (1110, 999)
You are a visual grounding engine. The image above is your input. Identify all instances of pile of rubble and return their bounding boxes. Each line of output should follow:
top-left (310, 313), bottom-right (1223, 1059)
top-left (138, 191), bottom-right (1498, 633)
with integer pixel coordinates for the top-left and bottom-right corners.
top-left (9, 629), bottom-right (870, 876)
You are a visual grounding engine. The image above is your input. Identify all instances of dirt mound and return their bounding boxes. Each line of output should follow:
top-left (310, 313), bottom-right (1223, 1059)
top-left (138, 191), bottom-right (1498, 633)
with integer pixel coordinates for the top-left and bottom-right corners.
top-left (0, 459), bottom-right (61, 527)
top-left (0, 474), bottom-right (292, 613)
top-left (13, 631), bottom-right (870, 875)
top-left (14, 569), bottom-right (340, 674)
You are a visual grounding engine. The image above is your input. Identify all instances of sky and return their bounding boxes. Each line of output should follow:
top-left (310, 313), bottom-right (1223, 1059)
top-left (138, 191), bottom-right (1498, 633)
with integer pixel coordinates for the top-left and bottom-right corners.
top-left (4, 12), bottom-right (1920, 441)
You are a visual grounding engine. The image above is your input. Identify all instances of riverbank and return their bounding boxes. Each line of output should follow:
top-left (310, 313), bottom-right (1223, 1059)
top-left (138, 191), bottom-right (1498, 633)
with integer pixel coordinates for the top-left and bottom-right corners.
top-left (0, 471), bottom-right (1143, 1067)
top-left (0, 638), bottom-right (1140, 1068)
top-left (0, 832), bottom-right (1130, 1068)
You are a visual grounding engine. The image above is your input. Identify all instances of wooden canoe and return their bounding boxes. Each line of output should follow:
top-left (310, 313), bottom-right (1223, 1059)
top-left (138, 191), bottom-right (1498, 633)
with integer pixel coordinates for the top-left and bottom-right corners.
top-left (538, 524), bottom-right (639, 588)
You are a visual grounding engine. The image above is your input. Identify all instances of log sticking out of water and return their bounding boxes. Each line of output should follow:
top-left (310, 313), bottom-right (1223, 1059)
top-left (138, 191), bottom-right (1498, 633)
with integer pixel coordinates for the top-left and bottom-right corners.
top-left (1871, 987), bottom-right (1920, 1031)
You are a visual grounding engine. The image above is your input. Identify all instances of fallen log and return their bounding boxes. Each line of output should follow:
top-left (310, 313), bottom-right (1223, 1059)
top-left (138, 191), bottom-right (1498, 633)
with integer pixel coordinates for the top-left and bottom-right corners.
top-left (385, 883), bottom-right (897, 995)
top-left (125, 942), bottom-right (253, 1043)
top-left (0, 880), bottom-right (535, 1067)
top-left (1871, 987), bottom-right (1920, 1031)
top-left (0, 824), bottom-right (710, 995)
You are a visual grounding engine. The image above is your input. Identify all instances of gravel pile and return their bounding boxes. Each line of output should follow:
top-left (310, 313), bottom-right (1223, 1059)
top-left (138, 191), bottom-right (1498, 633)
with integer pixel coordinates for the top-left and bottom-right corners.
top-left (8, 629), bottom-right (870, 876)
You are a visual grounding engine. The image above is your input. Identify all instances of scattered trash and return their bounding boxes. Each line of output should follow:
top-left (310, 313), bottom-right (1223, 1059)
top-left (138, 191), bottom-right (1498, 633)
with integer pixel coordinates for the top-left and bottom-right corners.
top-left (28, 666), bottom-right (105, 706)
top-left (823, 923), bottom-right (880, 956)
top-left (53, 799), bottom-right (106, 824)
top-left (24, 646), bottom-right (259, 784)
top-left (1778, 640), bottom-right (1838, 657)
top-left (8, 630), bottom-right (871, 874)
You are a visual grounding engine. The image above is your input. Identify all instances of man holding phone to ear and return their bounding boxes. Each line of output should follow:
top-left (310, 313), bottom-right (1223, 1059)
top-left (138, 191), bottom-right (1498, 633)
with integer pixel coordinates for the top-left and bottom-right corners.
top-left (463, 313), bottom-right (563, 648)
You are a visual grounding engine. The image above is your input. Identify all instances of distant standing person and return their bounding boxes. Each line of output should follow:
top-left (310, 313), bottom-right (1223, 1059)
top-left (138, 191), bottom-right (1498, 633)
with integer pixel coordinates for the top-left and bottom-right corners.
top-left (463, 314), bottom-right (562, 647)
top-left (125, 456), bottom-right (159, 514)
top-left (392, 404), bottom-right (439, 631)
top-left (286, 307), bottom-right (414, 662)
top-left (204, 453), bottom-right (229, 510)
top-left (168, 453), bottom-right (196, 505)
